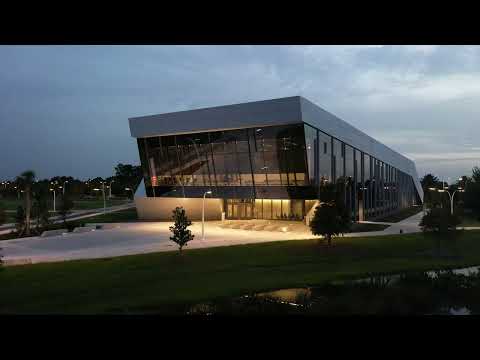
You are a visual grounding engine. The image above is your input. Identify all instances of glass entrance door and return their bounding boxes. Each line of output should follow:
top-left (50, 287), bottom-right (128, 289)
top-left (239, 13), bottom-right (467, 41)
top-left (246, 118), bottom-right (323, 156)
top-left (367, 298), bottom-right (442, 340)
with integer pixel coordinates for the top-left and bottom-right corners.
top-left (226, 199), bottom-right (254, 219)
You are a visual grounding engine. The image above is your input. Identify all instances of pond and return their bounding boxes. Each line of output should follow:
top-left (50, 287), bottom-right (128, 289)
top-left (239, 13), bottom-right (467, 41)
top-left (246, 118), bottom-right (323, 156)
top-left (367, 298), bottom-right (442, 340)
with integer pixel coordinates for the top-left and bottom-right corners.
top-left (186, 266), bottom-right (480, 316)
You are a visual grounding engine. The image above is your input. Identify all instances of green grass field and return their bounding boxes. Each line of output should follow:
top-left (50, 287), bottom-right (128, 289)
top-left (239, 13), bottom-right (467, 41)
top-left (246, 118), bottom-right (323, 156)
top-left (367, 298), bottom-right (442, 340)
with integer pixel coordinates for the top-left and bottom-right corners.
top-left (71, 199), bottom-right (129, 210)
top-left (0, 198), bottom-right (129, 212)
top-left (82, 208), bottom-right (138, 223)
top-left (461, 218), bottom-right (480, 227)
top-left (1, 230), bottom-right (480, 314)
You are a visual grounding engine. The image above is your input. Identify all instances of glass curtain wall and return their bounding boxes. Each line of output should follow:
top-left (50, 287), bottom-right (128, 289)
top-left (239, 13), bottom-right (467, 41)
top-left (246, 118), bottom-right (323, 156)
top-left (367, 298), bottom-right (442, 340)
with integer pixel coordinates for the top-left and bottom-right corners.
top-left (137, 123), bottom-right (418, 220)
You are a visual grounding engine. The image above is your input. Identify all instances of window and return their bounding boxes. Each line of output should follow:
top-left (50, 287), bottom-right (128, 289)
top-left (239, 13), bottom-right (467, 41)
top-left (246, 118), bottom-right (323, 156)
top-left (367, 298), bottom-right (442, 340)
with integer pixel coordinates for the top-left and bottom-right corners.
top-left (318, 131), bottom-right (331, 183)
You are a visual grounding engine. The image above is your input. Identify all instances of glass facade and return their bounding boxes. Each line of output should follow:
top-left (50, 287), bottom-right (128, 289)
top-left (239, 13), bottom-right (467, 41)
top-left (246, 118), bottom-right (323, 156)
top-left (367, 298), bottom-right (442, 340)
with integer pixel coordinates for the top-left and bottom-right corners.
top-left (137, 123), bottom-right (418, 221)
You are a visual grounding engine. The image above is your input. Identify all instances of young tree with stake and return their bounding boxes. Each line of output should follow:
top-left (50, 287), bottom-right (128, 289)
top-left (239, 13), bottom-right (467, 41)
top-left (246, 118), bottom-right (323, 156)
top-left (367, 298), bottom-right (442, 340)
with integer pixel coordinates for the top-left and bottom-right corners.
top-left (169, 207), bottom-right (194, 253)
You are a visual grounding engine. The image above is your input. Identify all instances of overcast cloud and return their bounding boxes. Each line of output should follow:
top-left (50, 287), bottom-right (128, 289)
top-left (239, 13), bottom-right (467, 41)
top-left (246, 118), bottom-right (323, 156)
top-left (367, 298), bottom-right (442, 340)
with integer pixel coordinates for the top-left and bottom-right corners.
top-left (0, 45), bottom-right (479, 182)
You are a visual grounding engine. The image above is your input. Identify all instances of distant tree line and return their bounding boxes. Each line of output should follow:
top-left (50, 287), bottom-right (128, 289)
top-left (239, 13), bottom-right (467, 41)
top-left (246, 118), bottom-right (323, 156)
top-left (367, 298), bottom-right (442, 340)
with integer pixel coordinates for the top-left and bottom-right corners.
top-left (0, 163), bottom-right (142, 201)
top-left (420, 167), bottom-right (480, 218)
top-left (0, 163), bottom-right (143, 234)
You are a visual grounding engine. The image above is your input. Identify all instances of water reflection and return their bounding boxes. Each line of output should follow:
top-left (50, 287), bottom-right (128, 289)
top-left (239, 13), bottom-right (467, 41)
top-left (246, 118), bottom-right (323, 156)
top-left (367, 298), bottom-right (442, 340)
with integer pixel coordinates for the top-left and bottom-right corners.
top-left (188, 266), bottom-right (480, 315)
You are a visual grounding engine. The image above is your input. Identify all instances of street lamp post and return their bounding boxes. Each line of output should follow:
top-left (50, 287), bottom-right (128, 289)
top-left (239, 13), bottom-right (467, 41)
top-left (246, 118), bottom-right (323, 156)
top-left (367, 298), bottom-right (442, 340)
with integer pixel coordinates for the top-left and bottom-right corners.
top-left (202, 190), bottom-right (212, 240)
top-left (63, 181), bottom-right (68, 196)
top-left (109, 180), bottom-right (114, 199)
top-left (429, 187), bottom-right (465, 215)
top-left (49, 187), bottom-right (56, 213)
top-left (93, 182), bottom-right (106, 213)
top-left (125, 187), bottom-right (134, 200)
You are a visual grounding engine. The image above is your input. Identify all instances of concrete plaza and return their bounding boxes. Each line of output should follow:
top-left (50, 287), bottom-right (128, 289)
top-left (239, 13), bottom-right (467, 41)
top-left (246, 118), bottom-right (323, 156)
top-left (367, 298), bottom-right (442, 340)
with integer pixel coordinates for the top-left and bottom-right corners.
top-left (2, 212), bottom-right (425, 266)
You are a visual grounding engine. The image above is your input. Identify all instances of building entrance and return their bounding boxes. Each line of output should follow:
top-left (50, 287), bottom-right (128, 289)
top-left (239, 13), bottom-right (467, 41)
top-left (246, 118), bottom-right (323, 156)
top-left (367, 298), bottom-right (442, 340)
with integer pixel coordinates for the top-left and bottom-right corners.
top-left (226, 199), bottom-right (254, 219)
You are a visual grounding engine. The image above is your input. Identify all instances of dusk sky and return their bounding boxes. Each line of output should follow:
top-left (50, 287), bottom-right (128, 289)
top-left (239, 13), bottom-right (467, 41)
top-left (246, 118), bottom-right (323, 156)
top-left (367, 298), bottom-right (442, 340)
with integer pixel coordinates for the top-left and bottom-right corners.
top-left (1, 45), bottom-right (479, 183)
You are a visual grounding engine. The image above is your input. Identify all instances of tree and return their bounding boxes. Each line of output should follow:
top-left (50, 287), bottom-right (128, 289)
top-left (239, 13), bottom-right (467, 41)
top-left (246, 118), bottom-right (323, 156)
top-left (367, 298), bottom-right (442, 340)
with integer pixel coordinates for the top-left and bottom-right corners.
top-left (16, 170), bottom-right (36, 236)
top-left (32, 189), bottom-right (50, 231)
top-left (464, 167), bottom-right (480, 215)
top-left (115, 163), bottom-right (142, 181)
top-left (421, 173), bottom-right (440, 208)
top-left (58, 194), bottom-right (74, 225)
top-left (309, 182), bottom-right (352, 246)
top-left (114, 163), bottom-right (143, 196)
top-left (420, 207), bottom-right (461, 235)
top-left (169, 207), bottom-right (194, 253)
top-left (472, 166), bottom-right (480, 183)
top-left (420, 173), bottom-right (440, 190)
top-left (420, 207), bottom-right (461, 256)
top-left (15, 206), bottom-right (26, 235)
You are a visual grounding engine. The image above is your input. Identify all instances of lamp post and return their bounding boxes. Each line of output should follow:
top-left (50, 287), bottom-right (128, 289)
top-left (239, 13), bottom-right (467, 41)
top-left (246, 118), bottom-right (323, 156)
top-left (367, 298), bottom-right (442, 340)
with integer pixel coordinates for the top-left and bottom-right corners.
top-left (109, 180), bottom-right (114, 199)
top-left (202, 190), bottom-right (212, 240)
top-left (429, 187), bottom-right (464, 215)
top-left (93, 182), bottom-right (106, 213)
top-left (125, 187), bottom-right (134, 200)
top-left (49, 187), bottom-right (56, 213)
top-left (63, 180), bottom-right (68, 196)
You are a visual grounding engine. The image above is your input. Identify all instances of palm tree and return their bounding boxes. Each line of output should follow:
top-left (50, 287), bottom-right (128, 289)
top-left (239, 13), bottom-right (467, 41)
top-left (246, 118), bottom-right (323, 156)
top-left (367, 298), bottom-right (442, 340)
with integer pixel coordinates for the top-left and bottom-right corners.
top-left (16, 170), bottom-right (36, 236)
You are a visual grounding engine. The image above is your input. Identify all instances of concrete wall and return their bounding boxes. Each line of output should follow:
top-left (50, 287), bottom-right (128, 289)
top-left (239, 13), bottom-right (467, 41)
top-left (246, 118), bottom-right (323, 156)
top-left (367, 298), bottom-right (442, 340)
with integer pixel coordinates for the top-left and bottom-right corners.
top-left (134, 197), bottom-right (224, 221)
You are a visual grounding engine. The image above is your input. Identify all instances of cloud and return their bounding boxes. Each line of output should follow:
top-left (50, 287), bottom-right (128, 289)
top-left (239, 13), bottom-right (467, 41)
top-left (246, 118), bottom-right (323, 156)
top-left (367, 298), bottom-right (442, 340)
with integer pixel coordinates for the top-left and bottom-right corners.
top-left (402, 45), bottom-right (439, 55)
top-left (0, 45), bottom-right (479, 180)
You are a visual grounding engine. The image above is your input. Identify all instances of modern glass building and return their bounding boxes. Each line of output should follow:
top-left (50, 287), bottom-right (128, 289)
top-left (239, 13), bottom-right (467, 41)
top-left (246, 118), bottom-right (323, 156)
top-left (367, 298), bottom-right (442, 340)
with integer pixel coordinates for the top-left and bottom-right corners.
top-left (129, 96), bottom-right (423, 221)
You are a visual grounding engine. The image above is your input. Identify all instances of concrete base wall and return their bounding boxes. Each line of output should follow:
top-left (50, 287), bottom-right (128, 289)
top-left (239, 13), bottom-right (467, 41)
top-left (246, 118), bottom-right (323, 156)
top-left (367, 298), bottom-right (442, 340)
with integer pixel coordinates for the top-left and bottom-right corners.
top-left (134, 197), bottom-right (224, 221)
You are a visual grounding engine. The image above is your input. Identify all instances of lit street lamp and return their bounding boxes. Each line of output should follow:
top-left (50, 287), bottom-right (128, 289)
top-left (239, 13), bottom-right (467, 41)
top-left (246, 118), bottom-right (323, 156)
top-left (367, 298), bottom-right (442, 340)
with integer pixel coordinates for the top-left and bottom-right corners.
top-left (125, 187), bottom-right (134, 199)
top-left (109, 180), bottom-right (114, 199)
top-left (429, 187), bottom-right (465, 215)
top-left (63, 180), bottom-right (68, 196)
top-left (202, 190), bottom-right (212, 240)
top-left (49, 187), bottom-right (56, 212)
top-left (93, 182), bottom-right (106, 213)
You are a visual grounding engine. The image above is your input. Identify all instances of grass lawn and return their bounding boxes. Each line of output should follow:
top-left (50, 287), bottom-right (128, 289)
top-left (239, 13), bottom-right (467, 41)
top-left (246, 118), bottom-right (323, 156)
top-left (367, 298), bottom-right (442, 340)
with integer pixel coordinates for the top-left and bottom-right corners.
top-left (461, 215), bottom-right (480, 227)
top-left (82, 208), bottom-right (138, 223)
top-left (0, 199), bottom-right (25, 211)
top-left (0, 198), bottom-right (129, 211)
top-left (1, 230), bottom-right (480, 314)
top-left (72, 199), bottom-right (129, 210)
top-left (375, 206), bottom-right (423, 223)
top-left (4, 213), bottom-right (16, 224)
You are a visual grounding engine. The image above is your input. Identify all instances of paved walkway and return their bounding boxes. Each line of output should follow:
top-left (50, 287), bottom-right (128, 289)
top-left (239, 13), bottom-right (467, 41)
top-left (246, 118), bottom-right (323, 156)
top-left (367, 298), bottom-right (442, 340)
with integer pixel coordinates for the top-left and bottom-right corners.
top-left (1, 210), bottom-right (430, 266)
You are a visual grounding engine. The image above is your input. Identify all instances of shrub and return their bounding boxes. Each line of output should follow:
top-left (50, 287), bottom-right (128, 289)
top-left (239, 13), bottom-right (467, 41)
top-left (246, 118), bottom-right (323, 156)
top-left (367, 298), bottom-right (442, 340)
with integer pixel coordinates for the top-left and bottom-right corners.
top-left (310, 202), bottom-right (351, 246)
top-left (420, 207), bottom-right (461, 235)
top-left (58, 195), bottom-right (74, 225)
top-left (14, 206), bottom-right (26, 235)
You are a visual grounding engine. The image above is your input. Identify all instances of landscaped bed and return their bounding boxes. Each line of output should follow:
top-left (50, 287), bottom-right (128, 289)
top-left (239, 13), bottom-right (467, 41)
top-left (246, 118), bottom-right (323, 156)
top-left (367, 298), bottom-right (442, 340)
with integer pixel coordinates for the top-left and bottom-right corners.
top-left (1, 229), bottom-right (480, 314)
